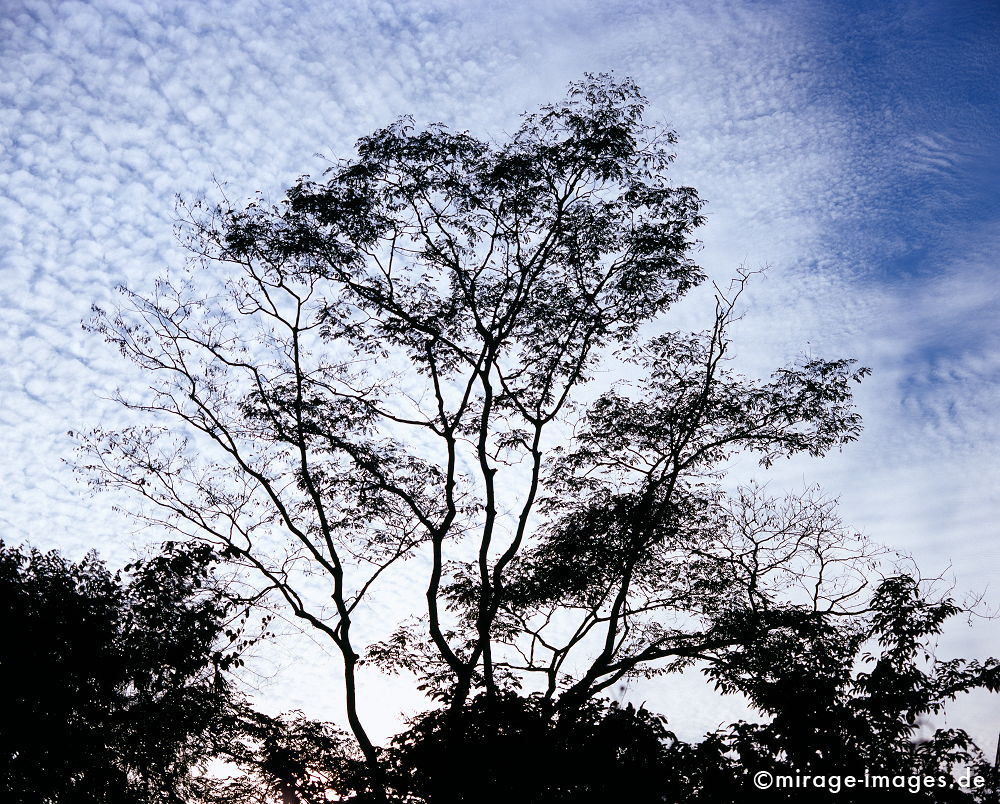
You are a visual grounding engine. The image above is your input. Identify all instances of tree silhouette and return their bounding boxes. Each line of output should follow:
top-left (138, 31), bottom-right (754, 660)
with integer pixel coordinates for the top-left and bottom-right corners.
top-left (385, 575), bottom-right (1000, 803)
top-left (7, 540), bottom-right (994, 801)
top-left (198, 708), bottom-right (367, 804)
top-left (696, 574), bottom-right (1000, 802)
top-left (0, 540), bottom-right (252, 802)
top-left (386, 693), bottom-right (678, 804)
top-left (78, 73), bottom-right (993, 798)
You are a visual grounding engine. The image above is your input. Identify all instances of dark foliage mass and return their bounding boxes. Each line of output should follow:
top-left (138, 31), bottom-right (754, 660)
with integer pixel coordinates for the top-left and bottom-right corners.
top-left (0, 540), bottom-right (371, 804)
top-left (386, 693), bottom-right (677, 804)
top-left (5, 538), bottom-right (997, 803)
top-left (385, 575), bottom-right (1000, 804)
top-left (702, 574), bottom-right (1000, 803)
top-left (70, 73), bottom-right (999, 801)
top-left (0, 540), bottom-right (238, 802)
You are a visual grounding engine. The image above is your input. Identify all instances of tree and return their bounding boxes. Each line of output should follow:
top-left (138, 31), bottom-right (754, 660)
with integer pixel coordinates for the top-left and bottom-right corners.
top-left (81, 73), bottom-right (881, 795)
top-left (0, 540), bottom-right (247, 803)
top-left (695, 573), bottom-right (1000, 803)
top-left (197, 708), bottom-right (366, 804)
top-left (385, 693), bottom-right (680, 804)
top-left (378, 574), bottom-right (1000, 804)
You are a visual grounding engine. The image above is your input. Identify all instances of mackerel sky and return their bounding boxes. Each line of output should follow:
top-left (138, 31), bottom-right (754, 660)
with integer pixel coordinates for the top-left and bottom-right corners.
top-left (2, 0), bottom-right (999, 748)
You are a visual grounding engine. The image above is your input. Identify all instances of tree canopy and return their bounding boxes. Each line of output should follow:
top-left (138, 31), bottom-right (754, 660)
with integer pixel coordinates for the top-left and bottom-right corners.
top-left (78, 73), bottom-right (997, 801)
top-left (386, 575), bottom-right (1000, 803)
top-left (0, 540), bottom-right (240, 802)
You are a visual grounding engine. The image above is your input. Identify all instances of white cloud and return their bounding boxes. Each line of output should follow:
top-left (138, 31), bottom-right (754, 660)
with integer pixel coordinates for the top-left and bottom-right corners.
top-left (1, 0), bottom-right (997, 751)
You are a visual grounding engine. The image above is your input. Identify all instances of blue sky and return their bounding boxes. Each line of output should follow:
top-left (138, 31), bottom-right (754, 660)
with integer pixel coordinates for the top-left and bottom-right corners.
top-left (2, 0), bottom-right (998, 747)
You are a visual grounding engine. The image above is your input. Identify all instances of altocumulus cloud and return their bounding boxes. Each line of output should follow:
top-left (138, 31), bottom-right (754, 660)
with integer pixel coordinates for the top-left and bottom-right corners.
top-left (1, 0), bottom-right (998, 745)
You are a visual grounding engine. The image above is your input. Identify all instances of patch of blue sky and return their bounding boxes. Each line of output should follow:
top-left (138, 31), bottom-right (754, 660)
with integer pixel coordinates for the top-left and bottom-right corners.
top-left (804, 0), bottom-right (1000, 281)
top-left (0, 0), bottom-right (997, 747)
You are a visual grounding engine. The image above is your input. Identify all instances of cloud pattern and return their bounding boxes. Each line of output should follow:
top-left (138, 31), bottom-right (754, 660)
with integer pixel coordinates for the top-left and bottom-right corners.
top-left (2, 0), bottom-right (998, 744)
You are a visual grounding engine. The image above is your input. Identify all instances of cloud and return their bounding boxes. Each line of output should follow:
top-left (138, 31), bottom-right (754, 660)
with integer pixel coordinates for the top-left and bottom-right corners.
top-left (1, 0), bottom-right (998, 748)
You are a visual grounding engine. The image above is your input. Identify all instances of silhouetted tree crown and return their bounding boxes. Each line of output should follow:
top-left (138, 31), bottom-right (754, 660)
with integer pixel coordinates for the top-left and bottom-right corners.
top-left (78, 73), bottom-right (998, 801)
top-left (0, 541), bottom-right (238, 802)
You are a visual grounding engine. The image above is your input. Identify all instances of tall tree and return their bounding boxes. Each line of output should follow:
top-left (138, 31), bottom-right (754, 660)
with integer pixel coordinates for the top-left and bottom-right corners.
top-left (81, 73), bottom-right (874, 792)
top-left (693, 573), bottom-right (1000, 803)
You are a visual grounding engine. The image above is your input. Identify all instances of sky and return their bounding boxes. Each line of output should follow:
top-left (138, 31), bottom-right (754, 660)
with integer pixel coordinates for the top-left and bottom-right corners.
top-left (2, 0), bottom-right (999, 751)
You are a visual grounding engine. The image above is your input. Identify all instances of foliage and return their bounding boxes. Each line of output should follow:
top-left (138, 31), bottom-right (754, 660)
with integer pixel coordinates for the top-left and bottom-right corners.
top-left (0, 540), bottom-right (245, 803)
top-left (688, 574), bottom-right (1000, 803)
top-left (197, 708), bottom-right (368, 804)
top-left (79, 73), bottom-right (956, 798)
top-left (385, 575), bottom-right (1000, 803)
top-left (385, 692), bottom-right (680, 804)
